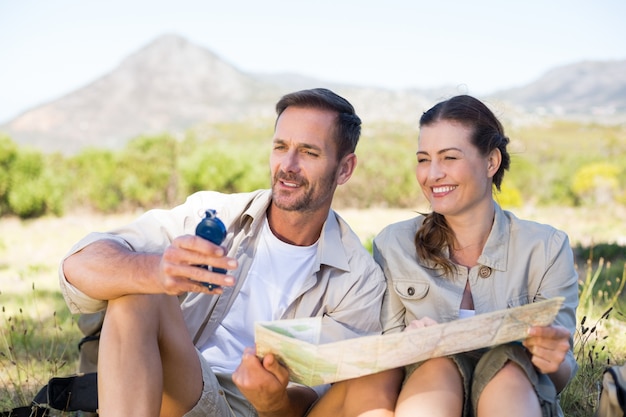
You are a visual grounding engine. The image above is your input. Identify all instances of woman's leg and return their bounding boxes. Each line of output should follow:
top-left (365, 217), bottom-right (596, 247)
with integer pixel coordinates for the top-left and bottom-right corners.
top-left (395, 357), bottom-right (463, 417)
top-left (476, 361), bottom-right (541, 417)
top-left (307, 368), bottom-right (403, 417)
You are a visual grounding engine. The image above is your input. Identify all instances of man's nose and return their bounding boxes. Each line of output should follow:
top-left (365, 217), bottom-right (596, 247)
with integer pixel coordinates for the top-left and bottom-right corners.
top-left (281, 150), bottom-right (301, 173)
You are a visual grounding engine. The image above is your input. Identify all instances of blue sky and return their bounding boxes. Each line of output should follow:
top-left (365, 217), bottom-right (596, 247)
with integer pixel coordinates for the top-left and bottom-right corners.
top-left (1, 0), bottom-right (625, 123)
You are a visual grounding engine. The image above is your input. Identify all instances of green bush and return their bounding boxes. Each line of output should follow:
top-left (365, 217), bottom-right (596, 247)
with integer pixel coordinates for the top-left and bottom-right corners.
top-left (179, 127), bottom-right (270, 197)
top-left (67, 148), bottom-right (123, 212)
top-left (575, 242), bottom-right (626, 263)
top-left (494, 181), bottom-right (523, 208)
top-left (0, 135), bottom-right (18, 215)
top-left (337, 122), bottom-right (422, 208)
top-left (7, 149), bottom-right (64, 219)
top-left (180, 146), bottom-right (259, 195)
top-left (1, 119), bottom-right (626, 218)
top-left (572, 162), bottom-right (621, 206)
top-left (118, 134), bottom-right (179, 208)
top-left (508, 121), bottom-right (626, 206)
top-left (506, 154), bottom-right (541, 204)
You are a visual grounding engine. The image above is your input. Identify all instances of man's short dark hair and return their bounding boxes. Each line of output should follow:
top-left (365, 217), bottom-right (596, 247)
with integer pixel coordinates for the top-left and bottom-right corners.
top-left (275, 88), bottom-right (361, 160)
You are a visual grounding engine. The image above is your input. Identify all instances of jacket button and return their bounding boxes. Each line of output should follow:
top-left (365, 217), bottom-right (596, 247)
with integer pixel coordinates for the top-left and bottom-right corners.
top-left (479, 266), bottom-right (492, 278)
top-left (407, 287), bottom-right (415, 296)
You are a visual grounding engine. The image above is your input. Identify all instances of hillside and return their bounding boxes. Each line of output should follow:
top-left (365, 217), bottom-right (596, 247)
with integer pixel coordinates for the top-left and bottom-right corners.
top-left (1, 34), bottom-right (625, 154)
top-left (494, 59), bottom-right (626, 117)
top-left (0, 35), bottom-right (278, 153)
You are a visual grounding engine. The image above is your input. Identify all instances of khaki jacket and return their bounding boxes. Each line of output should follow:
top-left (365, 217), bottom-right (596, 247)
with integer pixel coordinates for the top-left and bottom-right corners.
top-left (375, 202), bottom-right (579, 384)
top-left (59, 189), bottom-right (386, 347)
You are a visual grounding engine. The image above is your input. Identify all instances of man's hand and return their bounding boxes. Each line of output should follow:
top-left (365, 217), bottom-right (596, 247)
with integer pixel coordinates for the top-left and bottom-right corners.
top-left (159, 235), bottom-right (237, 295)
top-left (522, 325), bottom-right (570, 374)
top-left (232, 347), bottom-right (316, 417)
top-left (63, 238), bottom-right (236, 302)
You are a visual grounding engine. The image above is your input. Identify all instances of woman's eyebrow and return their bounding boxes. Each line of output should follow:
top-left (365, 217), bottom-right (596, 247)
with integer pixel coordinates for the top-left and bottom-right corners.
top-left (416, 147), bottom-right (463, 155)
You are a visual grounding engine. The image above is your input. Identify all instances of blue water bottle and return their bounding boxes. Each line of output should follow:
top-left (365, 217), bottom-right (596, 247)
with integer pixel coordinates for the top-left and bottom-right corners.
top-left (195, 209), bottom-right (227, 290)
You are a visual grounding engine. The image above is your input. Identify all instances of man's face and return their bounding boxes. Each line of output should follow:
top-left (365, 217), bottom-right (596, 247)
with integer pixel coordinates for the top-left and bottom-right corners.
top-left (270, 106), bottom-right (341, 213)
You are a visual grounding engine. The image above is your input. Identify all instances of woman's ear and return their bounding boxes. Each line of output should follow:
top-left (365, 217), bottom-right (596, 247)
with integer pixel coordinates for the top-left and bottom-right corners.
top-left (487, 148), bottom-right (502, 177)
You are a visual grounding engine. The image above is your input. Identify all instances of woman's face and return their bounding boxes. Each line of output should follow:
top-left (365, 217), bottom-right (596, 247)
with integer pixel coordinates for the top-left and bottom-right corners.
top-left (416, 120), bottom-right (497, 219)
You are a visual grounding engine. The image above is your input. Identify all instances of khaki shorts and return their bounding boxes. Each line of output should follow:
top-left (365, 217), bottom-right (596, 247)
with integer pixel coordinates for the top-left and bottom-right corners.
top-left (405, 343), bottom-right (560, 417)
top-left (183, 350), bottom-right (257, 417)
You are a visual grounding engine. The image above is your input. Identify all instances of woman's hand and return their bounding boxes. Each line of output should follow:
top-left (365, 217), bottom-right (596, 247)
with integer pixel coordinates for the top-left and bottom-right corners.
top-left (522, 325), bottom-right (571, 374)
top-left (405, 316), bottom-right (438, 331)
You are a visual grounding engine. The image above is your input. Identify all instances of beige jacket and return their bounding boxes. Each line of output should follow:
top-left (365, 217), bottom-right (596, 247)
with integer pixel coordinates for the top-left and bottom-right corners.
top-left (59, 189), bottom-right (387, 347)
top-left (374, 202), bottom-right (579, 384)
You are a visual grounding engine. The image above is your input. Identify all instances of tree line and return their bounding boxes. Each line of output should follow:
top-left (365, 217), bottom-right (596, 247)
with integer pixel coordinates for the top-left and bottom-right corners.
top-left (1, 119), bottom-right (625, 219)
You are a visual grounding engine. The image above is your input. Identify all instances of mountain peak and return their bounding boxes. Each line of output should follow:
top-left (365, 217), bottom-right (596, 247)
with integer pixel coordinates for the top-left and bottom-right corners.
top-left (1, 34), bottom-right (276, 153)
top-left (1, 34), bottom-right (625, 154)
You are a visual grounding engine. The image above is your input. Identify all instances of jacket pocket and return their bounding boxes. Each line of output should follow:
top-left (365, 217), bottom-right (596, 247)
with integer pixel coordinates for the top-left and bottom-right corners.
top-left (394, 280), bottom-right (429, 300)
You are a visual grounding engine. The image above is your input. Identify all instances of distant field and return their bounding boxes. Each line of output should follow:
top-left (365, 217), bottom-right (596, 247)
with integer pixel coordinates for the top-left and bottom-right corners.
top-left (2, 204), bottom-right (625, 297)
top-left (338, 204), bottom-right (626, 246)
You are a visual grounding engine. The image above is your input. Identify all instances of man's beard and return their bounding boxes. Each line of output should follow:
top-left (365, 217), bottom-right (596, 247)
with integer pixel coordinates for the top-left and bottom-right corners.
top-left (271, 170), bottom-right (336, 212)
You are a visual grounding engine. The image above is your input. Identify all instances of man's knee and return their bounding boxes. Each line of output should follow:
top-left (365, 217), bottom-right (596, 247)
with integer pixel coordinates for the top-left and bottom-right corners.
top-left (102, 294), bottom-right (172, 336)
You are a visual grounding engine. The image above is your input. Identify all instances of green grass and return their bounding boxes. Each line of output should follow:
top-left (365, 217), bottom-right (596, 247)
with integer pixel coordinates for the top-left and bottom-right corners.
top-left (0, 286), bottom-right (81, 410)
top-left (559, 255), bottom-right (626, 417)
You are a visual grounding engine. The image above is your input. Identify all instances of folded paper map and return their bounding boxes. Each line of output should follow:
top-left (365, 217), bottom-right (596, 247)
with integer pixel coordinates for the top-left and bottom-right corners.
top-left (255, 297), bottom-right (564, 386)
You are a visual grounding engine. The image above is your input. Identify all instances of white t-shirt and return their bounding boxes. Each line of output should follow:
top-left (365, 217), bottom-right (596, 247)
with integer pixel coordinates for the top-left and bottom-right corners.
top-left (458, 308), bottom-right (476, 319)
top-left (200, 217), bottom-right (318, 373)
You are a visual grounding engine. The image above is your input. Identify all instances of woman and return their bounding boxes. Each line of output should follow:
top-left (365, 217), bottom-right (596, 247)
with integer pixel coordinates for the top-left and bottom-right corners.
top-left (308, 95), bottom-right (578, 417)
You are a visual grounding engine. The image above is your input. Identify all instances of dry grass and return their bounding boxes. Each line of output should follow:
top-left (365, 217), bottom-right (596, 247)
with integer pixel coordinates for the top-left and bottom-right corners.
top-left (1, 204), bottom-right (625, 310)
top-left (1, 205), bottom-right (625, 413)
top-left (337, 204), bottom-right (626, 246)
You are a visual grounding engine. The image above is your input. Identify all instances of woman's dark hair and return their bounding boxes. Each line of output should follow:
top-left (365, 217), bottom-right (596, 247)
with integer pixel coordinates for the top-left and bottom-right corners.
top-left (415, 95), bottom-right (511, 277)
top-left (275, 88), bottom-right (361, 160)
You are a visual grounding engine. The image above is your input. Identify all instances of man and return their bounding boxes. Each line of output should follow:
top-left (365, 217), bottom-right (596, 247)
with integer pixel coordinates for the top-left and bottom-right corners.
top-left (60, 88), bottom-right (386, 417)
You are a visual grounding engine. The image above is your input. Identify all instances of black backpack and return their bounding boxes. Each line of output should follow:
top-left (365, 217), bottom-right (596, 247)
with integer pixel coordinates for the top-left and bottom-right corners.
top-left (1, 311), bottom-right (103, 417)
top-left (0, 372), bottom-right (98, 416)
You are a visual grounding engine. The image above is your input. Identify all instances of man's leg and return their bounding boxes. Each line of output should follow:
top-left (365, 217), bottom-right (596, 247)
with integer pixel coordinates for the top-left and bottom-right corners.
top-left (97, 294), bottom-right (203, 417)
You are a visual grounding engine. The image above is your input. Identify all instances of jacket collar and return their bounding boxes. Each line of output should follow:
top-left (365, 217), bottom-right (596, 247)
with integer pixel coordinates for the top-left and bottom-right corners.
top-left (318, 210), bottom-right (351, 272)
top-left (417, 202), bottom-right (510, 272)
top-left (476, 202), bottom-right (510, 271)
top-left (244, 190), bottom-right (350, 272)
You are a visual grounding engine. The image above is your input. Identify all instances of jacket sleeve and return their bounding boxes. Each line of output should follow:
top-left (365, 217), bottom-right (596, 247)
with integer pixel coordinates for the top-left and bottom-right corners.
top-left (320, 259), bottom-right (387, 342)
top-left (58, 194), bottom-right (202, 314)
top-left (532, 229), bottom-right (580, 383)
top-left (373, 235), bottom-right (407, 335)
